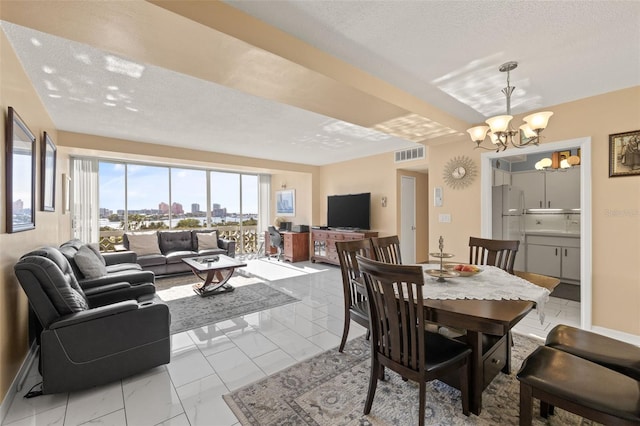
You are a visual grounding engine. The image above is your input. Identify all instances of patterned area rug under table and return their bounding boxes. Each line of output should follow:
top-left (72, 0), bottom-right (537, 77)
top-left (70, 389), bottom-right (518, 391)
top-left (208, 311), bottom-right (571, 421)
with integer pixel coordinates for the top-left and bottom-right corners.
top-left (223, 333), bottom-right (596, 425)
top-left (156, 276), bottom-right (299, 335)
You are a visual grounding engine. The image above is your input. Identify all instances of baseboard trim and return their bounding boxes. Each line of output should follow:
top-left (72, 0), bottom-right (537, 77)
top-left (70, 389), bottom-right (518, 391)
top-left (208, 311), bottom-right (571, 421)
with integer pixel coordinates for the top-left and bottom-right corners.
top-left (590, 325), bottom-right (640, 346)
top-left (0, 342), bottom-right (38, 424)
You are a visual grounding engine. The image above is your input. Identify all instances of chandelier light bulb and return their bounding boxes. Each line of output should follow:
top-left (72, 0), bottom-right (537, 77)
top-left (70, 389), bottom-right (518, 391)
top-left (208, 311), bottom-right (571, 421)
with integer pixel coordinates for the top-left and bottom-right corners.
top-left (466, 125), bottom-right (490, 142)
top-left (519, 124), bottom-right (537, 139)
top-left (485, 115), bottom-right (513, 134)
top-left (489, 132), bottom-right (501, 145)
top-left (523, 111), bottom-right (554, 131)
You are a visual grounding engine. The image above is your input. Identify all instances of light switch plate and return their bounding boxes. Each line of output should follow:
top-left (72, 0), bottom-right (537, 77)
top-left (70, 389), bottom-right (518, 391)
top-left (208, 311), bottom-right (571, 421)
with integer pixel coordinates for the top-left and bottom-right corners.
top-left (434, 187), bottom-right (443, 207)
top-left (438, 213), bottom-right (451, 223)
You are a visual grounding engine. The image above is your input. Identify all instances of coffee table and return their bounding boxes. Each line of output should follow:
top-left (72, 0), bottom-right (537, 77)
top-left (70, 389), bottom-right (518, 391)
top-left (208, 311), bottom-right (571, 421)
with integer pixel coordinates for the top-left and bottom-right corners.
top-left (182, 255), bottom-right (247, 297)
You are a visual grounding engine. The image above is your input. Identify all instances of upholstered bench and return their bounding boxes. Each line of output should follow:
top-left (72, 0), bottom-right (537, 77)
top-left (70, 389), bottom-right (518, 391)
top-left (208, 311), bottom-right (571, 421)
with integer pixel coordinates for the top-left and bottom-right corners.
top-left (545, 324), bottom-right (640, 380)
top-left (517, 346), bottom-right (640, 425)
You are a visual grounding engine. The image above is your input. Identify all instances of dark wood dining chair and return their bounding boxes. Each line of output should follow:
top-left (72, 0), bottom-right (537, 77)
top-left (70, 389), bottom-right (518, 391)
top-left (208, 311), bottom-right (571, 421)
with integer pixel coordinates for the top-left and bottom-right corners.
top-left (335, 239), bottom-right (374, 352)
top-left (468, 236), bottom-right (520, 274)
top-left (356, 255), bottom-right (471, 425)
top-left (371, 235), bottom-right (402, 264)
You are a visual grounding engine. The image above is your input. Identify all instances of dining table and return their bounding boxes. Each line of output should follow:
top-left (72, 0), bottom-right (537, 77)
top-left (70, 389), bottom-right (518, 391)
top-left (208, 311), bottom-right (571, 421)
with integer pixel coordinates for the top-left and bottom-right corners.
top-left (418, 266), bottom-right (559, 415)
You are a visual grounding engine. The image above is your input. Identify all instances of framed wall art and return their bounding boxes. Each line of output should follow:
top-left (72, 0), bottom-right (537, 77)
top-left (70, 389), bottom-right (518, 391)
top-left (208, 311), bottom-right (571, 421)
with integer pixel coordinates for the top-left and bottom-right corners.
top-left (41, 131), bottom-right (57, 211)
top-left (609, 130), bottom-right (640, 177)
top-left (5, 107), bottom-right (36, 232)
top-left (276, 189), bottom-right (295, 216)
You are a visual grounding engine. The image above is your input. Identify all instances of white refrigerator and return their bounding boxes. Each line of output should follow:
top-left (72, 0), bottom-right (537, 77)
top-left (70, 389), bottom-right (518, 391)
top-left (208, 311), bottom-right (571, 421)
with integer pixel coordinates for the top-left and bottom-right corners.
top-left (492, 185), bottom-right (525, 271)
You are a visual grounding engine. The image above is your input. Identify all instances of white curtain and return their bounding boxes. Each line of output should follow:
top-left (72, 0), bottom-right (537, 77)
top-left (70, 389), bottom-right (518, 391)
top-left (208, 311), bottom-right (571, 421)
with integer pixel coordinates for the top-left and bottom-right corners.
top-left (258, 174), bottom-right (271, 237)
top-left (71, 158), bottom-right (99, 243)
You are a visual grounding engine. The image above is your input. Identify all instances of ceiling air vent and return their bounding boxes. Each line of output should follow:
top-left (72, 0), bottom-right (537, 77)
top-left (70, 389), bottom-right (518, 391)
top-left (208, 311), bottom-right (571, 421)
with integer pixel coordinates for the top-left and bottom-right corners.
top-left (394, 146), bottom-right (425, 163)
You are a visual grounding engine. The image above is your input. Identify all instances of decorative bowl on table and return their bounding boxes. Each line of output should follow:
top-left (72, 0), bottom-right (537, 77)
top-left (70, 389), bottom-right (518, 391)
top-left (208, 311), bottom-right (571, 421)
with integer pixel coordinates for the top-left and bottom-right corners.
top-left (444, 264), bottom-right (483, 277)
top-left (425, 268), bottom-right (460, 280)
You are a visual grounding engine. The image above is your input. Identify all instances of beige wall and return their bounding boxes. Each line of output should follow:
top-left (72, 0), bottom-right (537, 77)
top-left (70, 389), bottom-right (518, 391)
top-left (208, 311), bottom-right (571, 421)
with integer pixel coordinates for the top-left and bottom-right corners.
top-left (428, 86), bottom-right (640, 335)
top-left (317, 153), bottom-right (430, 260)
top-left (0, 30), bottom-right (70, 402)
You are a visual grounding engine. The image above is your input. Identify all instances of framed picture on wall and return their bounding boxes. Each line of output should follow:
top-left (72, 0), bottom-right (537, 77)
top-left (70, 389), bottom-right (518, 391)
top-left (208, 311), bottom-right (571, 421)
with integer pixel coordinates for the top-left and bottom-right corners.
top-left (5, 106), bottom-right (36, 232)
top-left (276, 189), bottom-right (295, 216)
top-left (41, 132), bottom-right (57, 211)
top-left (609, 130), bottom-right (640, 177)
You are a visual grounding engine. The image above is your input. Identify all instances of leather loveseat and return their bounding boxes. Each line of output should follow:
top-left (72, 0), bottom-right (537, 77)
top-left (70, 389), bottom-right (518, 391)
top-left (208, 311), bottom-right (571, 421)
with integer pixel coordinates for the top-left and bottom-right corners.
top-left (123, 229), bottom-right (236, 276)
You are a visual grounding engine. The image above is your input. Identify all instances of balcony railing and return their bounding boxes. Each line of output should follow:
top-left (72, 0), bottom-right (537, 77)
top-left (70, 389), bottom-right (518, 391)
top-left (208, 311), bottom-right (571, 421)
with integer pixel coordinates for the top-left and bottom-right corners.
top-left (99, 225), bottom-right (261, 255)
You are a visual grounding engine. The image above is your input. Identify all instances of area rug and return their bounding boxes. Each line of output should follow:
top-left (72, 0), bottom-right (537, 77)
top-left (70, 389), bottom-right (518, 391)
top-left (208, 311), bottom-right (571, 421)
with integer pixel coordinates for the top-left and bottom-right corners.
top-left (156, 275), bottom-right (299, 335)
top-left (224, 334), bottom-right (595, 425)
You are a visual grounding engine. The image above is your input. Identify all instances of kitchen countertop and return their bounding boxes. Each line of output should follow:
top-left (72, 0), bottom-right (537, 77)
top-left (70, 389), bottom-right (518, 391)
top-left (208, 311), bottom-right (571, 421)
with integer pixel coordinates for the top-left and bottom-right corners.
top-left (525, 231), bottom-right (580, 238)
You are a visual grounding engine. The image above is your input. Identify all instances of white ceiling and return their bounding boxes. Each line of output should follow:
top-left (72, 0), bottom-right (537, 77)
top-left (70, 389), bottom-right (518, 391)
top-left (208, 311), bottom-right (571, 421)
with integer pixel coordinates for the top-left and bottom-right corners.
top-left (2, 1), bottom-right (639, 166)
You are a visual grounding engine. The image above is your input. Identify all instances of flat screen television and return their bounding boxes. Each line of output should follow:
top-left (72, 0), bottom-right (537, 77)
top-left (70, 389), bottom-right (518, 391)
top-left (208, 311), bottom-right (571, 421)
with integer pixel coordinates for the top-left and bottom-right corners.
top-left (327, 192), bottom-right (371, 230)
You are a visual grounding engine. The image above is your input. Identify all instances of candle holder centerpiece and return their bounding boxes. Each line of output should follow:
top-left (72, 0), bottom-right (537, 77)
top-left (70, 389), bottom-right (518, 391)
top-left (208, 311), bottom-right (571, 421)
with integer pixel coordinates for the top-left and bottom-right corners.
top-left (425, 236), bottom-right (459, 282)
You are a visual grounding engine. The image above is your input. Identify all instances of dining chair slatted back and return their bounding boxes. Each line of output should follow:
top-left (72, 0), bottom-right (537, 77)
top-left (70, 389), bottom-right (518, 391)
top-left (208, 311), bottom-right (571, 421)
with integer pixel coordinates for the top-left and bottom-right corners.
top-left (335, 238), bottom-right (374, 352)
top-left (469, 237), bottom-right (520, 274)
top-left (356, 255), bottom-right (471, 425)
top-left (371, 235), bottom-right (402, 264)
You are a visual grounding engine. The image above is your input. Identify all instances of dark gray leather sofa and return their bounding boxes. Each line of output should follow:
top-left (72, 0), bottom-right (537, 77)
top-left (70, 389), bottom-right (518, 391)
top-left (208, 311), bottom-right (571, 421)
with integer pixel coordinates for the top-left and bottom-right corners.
top-left (123, 230), bottom-right (236, 276)
top-left (59, 239), bottom-right (156, 301)
top-left (15, 247), bottom-right (170, 394)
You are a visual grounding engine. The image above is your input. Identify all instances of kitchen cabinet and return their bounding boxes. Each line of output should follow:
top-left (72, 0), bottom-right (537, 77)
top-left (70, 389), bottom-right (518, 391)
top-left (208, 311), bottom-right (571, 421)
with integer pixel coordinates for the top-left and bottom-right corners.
top-left (526, 235), bottom-right (580, 281)
top-left (545, 167), bottom-right (580, 209)
top-left (511, 171), bottom-right (545, 209)
top-left (492, 168), bottom-right (511, 186)
top-left (512, 168), bottom-right (580, 210)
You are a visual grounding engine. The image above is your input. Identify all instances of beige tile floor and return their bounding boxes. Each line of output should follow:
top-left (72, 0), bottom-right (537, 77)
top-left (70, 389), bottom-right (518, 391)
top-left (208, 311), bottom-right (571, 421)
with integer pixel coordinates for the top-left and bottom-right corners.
top-left (1, 260), bottom-right (579, 426)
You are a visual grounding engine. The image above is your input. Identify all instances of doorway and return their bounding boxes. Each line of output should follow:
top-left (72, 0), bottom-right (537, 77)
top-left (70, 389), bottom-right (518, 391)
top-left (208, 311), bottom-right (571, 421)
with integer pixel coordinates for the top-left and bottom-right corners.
top-left (480, 137), bottom-right (592, 329)
top-left (400, 175), bottom-right (416, 264)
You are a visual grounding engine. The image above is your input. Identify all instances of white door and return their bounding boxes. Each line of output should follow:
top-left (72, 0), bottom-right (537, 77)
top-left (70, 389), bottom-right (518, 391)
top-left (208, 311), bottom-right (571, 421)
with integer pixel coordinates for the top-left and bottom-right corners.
top-left (400, 176), bottom-right (416, 264)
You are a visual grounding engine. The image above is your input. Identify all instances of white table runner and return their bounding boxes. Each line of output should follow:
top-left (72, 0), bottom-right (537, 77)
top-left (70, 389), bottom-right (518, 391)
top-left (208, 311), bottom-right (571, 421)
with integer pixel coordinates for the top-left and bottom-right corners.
top-left (421, 264), bottom-right (550, 323)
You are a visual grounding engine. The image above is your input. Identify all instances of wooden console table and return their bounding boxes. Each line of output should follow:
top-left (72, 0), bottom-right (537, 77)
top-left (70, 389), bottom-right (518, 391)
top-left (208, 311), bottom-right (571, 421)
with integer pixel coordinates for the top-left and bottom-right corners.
top-left (311, 229), bottom-right (378, 265)
top-left (264, 231), bottom-right (309, 263)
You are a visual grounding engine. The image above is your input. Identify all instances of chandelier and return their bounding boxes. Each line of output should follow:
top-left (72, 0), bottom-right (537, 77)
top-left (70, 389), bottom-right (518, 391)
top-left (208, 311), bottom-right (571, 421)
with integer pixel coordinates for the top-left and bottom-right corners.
top-left (467, 61), bottom-right (553, 151)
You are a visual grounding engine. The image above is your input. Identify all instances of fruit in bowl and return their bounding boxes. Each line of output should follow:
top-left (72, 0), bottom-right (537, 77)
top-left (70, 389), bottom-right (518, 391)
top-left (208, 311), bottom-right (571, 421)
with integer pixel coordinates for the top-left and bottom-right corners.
top-left (445, 264), bottom-right (482, 276)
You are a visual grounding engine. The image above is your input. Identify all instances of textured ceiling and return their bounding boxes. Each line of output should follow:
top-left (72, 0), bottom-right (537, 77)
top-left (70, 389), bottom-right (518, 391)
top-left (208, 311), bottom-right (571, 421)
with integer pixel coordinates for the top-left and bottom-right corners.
top-left (2, 0), bottom-right (639, 166)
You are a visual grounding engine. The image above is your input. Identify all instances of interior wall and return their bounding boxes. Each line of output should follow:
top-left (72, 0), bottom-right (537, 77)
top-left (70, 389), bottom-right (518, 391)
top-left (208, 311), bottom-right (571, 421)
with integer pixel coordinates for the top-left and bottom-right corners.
top-left (270, 171), bottom-right (313, 229)
top-left (428, 86), bottom-right (640, 336)
top-left (0, 30), bottom-right (70, 403)
top-left (318, 152), bottom-right (397, 236)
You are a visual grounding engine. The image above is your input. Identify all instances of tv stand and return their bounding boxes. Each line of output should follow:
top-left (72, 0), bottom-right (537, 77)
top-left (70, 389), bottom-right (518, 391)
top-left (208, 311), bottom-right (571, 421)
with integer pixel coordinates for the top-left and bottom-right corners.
top-left (311, 229), bottom-right (378, 265)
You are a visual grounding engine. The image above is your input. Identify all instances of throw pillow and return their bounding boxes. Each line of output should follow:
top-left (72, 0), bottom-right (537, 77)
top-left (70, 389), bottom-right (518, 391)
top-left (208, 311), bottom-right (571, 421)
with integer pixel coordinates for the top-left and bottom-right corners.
top-left (74, 245), bottom-right (108, 278)
top-left (87, 243), bottom-right (106, 266)
top-left (197, 232), bottom-right (219, 250)
top-left (127, 233), bottom-right (161, 256)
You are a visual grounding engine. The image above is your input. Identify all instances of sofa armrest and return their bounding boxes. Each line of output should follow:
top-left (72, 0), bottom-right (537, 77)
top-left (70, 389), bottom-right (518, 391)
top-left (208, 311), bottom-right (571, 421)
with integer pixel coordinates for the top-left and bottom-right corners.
top-left (79, 270), bottom-right (155, 289)
top-left (50, 300), bottom-right (139, 329)
top-left (218, 239), bottom-right (236, 258)
top-left (83, 282), bottom-right (131, 297)
top-left (103, 251), bottom-right (137, 265)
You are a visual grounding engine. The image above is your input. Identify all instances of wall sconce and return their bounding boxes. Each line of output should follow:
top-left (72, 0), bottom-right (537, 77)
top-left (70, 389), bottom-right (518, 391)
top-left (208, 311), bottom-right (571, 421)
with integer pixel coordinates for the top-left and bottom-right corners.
top-left (280, 183), bottom-right (287, 189)
top-left (381, 196), bottom-right (387, 207)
